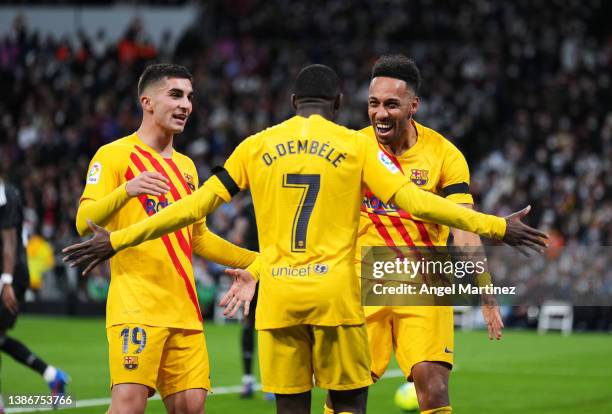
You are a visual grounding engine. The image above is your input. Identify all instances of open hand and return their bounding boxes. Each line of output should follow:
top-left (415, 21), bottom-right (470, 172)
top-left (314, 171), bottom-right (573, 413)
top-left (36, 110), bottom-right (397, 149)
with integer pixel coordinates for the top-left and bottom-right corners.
top-left (62, 220), bottom-right (115, 275)
top-left (126, 171), bottom-right (170, 197)
top-left (1, 284), bottom-right (18, 314)
top-left (481, 299), bottom-right (504, 340)
top-left (503, 206), bottom-right (548, 256)
top-left (219, 268), bottom-right (257, 318)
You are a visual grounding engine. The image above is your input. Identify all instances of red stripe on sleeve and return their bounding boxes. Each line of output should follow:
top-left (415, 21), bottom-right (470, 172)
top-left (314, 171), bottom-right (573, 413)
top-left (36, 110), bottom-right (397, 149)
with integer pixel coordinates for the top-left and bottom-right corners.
top-left (130, 150), bottom-right (193, 261)
top-left (124, 166), bottom-right (202, 321)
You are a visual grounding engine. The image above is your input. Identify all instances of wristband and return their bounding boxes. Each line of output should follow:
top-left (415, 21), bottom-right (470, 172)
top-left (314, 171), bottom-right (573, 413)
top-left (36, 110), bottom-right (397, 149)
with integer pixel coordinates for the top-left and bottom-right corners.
top-left (1, 273), bottom-right (13, 285)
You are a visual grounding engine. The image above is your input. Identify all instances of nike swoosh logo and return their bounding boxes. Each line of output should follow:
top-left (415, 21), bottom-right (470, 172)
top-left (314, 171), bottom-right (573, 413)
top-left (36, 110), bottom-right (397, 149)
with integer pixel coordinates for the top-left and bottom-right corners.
top-left (444, 347), bottom-right (453, 354)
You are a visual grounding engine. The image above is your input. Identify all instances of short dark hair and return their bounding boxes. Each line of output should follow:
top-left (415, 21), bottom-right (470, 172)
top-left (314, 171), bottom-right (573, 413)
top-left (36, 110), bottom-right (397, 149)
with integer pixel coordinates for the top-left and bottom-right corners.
top-left (371, 54), bottom-right (421, 94)
top-left (137, 63), bottom-right (193, 96)
top-left (294, 64), bottom-right (340, 100)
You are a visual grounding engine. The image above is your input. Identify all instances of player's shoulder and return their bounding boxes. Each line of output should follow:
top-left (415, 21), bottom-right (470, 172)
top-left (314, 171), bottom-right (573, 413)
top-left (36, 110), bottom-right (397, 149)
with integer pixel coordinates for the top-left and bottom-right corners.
top-left (317, 115), bottom-right (362, 137)
top-left (171, 149), bottom-right (198, 175)
top-left (416, 121), bottom-right (464, 157)
top-left (94, 134), bottom-right (138, 159)
top-left (357, 125), bottom-right (378, 141)
top-left (306, 116), bottom-right (370, 148)
top-left (241, 115), bottom-right (368, 151)
top-left (171, 148), bottom-right (195, 165)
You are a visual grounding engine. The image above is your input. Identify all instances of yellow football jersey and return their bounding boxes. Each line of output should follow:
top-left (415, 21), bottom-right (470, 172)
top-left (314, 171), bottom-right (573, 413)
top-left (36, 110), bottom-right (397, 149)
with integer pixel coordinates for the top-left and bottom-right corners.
top-left (218, 115), bottom-right (410, 329)
top-left (358, 121), bottom-right (473, 248)
top-left (358, 121), bottom-right (474, 316)
top-left (80, 133), bottom-right (203, 330)
top-left (106, 116), bottom-right (506, 330)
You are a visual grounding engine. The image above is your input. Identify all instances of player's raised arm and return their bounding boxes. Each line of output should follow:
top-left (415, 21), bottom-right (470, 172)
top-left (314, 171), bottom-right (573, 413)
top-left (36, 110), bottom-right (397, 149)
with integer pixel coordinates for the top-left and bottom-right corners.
top-left (107, 141), bottom-right (248, 253)
top-left (112, 174), bottom-right (229, 249)
top-left (76, 171), bottom-right (171, 235)
top-left (392, 183), bottom-right (547, 252)
top-left (362, 144), bottom-right (548, 252)
top-left (63, 175), bottom-right (228, 274)
top-left (76, 188), bottom-right (129, 236)
top-left (65, 132), bottom-right (251, 274)
top-left (75, 144), bottom-right (172, 236)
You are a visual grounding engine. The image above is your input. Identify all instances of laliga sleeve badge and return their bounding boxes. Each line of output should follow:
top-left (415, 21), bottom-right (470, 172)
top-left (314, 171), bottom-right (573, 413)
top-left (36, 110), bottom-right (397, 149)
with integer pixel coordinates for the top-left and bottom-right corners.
top-left (377, 150), bottom-right (400, 174)
top-left (123, 356), bottom-right (139, 370)
top-left (87, 162), bottom-right (102, 184)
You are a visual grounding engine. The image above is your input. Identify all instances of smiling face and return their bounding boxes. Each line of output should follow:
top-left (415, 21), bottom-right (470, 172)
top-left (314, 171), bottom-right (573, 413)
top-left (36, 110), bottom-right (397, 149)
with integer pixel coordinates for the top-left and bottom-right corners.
top-left (368, 76), bottom-right (419, 147)
top-left (142, 77), bottom-right (193, 134)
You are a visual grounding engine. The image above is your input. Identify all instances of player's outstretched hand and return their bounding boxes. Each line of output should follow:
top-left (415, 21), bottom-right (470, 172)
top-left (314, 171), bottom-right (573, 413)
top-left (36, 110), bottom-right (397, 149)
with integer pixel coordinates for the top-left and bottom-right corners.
top-left (502, 205), bottom-right (548, 256)
top-left (220, 268), bottom-right (257, 318)
top-left (62, 220), bottom-right (115, 275)
top-left (481, 298), bottom-right (504, 340)
top-left (126, 171), bottom-right (170, 197)
top-left (1, 284), bottom-right (19, 315)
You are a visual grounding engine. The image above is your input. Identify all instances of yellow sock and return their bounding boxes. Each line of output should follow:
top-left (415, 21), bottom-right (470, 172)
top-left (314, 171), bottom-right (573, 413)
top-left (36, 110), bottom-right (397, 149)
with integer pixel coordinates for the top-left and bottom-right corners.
top-left (421, 406), bottom-right (452, 414)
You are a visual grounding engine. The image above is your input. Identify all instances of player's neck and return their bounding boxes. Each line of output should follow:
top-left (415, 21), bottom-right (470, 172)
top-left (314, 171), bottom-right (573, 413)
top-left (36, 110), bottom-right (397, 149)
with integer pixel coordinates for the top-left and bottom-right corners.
top-left (296, 107), bottom-right (334, 120)
top-left (387, 122), bottom-right (417, 156)
top-left (136, 123), bottom-right (174, 157)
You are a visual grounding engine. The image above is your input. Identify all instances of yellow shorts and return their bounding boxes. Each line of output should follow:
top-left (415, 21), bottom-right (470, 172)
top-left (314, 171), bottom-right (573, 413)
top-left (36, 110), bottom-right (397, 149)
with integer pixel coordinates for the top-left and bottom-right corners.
top-left (365, 306), bottom-right (453, 381)
top-left (258, 324), bottom-right (373, 394)
top-left (107, 324), bottom-right (210, 399)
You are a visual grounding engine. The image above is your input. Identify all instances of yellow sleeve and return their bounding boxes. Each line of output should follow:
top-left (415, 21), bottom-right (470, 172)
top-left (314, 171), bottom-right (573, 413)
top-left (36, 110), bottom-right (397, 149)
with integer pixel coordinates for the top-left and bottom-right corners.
top-left (209, 139), bottom-right (250, 202)
top-left (361, 137), bottom-right (410, 203)
top-left (109, 178), bottom-right (225, 251)
top-left (199, 140), bottom-right (250, 203)
top-left (245, 255), bottom-right (261, 281)
top-left (76, 185), bottom-right (130, 235)
top-left (76, 146), bottom-right (129, 235)
top-left (81, 147), bottom-right (119, 201)
top-left (192, 219), bottom-right (258, 269)
top-left (391, 182), bottom-right (506, 239)
top-left (184, 158), bottom-right (256, 268)
top-left (440, 143), bottom-right (473, 205)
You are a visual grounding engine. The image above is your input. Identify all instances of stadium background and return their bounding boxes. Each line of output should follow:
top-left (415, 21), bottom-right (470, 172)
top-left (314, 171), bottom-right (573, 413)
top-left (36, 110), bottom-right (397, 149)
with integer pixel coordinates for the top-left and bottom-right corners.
top-left (0, 0), bottom-right (610, 412)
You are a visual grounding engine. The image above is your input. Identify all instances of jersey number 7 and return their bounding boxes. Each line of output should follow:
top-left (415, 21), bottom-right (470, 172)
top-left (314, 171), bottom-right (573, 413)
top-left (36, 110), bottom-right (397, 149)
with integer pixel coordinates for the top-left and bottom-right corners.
top-left (282, 174), bottom-right (320, 252)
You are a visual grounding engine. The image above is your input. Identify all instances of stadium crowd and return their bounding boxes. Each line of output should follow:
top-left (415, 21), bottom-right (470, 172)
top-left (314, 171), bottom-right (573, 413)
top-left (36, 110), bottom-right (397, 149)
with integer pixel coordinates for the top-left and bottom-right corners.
top-left (0, 0), bottom-right (610, 325)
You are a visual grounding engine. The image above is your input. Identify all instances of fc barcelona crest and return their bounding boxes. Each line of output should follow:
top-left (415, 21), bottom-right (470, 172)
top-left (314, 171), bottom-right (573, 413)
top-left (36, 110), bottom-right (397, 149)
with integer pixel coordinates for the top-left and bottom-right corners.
top-left (183, 173), bottom-right (196, 191)
top-left (410, 169), bottom-right (429, 186)
top-left (124, 356), bottom-right (139, 370)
